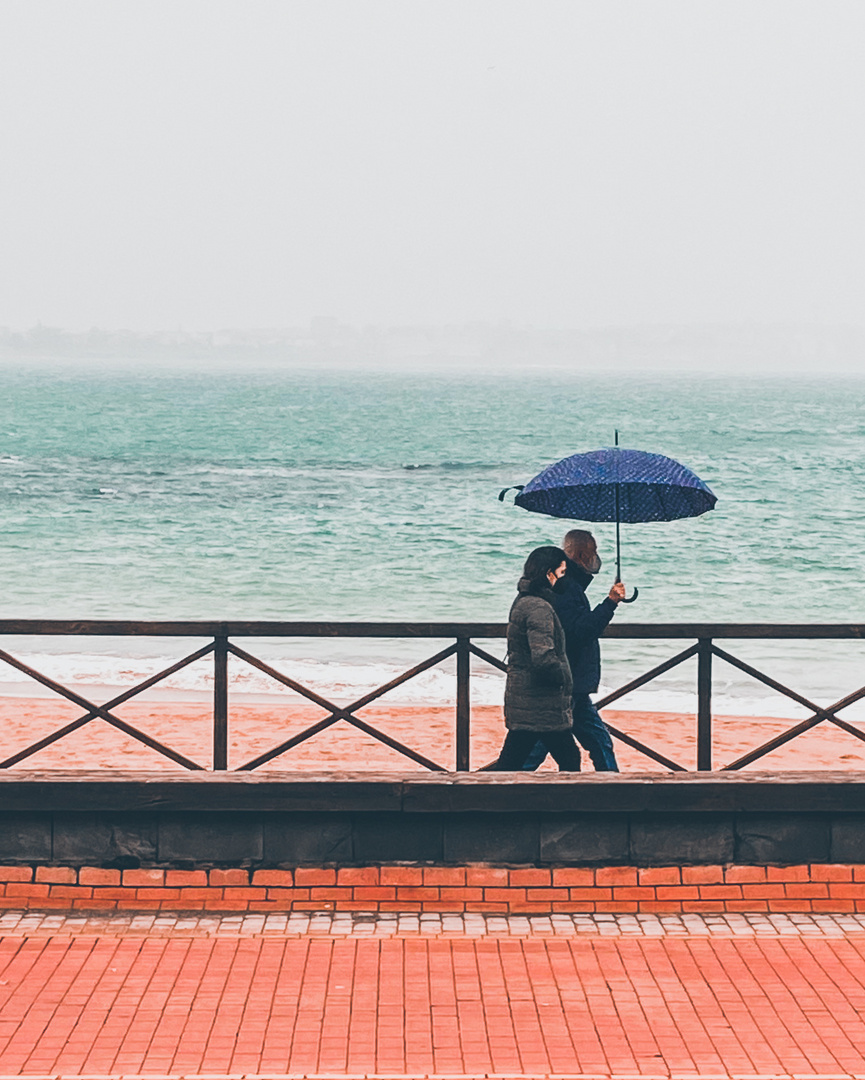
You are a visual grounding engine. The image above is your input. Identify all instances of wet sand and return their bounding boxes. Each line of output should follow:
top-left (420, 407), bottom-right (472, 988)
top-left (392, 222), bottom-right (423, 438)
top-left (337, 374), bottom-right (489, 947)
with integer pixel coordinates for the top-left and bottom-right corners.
top-left (0, 697), bottom-right (861, 772)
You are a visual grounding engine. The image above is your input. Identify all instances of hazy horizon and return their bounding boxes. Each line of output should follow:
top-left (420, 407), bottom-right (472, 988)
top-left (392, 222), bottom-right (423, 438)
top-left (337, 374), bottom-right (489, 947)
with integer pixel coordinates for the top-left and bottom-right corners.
top-left (2, 0), bottom-right (864, 347)
top-left (1, 319), bottom-right (863, 375)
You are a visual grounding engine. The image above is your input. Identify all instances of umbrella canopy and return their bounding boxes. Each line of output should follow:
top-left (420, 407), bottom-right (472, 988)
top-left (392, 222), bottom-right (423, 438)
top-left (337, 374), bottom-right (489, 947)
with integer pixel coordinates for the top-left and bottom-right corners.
top-left (501, 445), bottom-right (717, 602)
top-left (513, 448), bottom-right (717, 522)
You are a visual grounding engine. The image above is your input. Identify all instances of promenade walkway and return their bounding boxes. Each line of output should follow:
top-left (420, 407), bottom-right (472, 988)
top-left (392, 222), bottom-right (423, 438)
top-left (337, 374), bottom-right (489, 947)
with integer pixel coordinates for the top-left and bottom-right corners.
top-left (1, 912), bottom-right (865, 1078)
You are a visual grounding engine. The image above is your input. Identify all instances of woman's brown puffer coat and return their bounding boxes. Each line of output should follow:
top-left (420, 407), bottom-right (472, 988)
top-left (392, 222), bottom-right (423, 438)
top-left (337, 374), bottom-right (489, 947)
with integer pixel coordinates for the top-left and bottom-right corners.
top-left (503, 578), bottom-right (573, 732)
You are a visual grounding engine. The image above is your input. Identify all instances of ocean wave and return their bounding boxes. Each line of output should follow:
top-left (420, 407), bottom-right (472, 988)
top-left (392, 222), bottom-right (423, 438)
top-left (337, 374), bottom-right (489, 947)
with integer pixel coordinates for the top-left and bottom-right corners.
top-left (0, 649), bottom-right (861, 720)
top-left (0, 650), bottom-right (505, 706)
top-left (4, 370), bottom-right (865, 661)
top-left (401, 461), bottom-right (504, 471)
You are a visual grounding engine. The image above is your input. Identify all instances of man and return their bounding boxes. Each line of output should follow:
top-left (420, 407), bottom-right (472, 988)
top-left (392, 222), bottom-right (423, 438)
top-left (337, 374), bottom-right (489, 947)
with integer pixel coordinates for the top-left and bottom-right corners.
top-left (522, 529), bottom-right (625, 772)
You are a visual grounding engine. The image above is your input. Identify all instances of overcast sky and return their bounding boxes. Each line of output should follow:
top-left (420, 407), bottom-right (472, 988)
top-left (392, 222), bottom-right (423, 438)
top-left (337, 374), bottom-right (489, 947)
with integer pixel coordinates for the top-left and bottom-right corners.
top-left (1, 0), bottom-right (863, 332)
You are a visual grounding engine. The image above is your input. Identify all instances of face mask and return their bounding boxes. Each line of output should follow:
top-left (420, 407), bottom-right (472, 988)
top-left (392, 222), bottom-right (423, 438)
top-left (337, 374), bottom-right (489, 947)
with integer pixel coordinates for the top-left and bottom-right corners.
top-left (582, 552), bottom-right (602, 575)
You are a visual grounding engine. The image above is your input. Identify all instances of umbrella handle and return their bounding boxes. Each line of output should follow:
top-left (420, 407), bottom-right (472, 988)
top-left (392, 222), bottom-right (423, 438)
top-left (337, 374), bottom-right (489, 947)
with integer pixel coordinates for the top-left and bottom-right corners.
top-left (620, 586), bottom-right (639, 604)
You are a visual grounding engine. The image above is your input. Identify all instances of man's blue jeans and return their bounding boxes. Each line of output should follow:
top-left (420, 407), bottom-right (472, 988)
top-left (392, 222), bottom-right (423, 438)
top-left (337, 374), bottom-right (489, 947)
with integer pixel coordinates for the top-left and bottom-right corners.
top-left (522, 695), bottom-right (619, 772)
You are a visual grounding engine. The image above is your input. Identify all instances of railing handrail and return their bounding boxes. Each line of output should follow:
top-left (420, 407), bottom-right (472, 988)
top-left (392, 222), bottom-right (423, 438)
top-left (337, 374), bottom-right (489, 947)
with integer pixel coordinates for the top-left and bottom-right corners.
top-left (0, 620), bottom-right (863, 771)
top-left (0, 620), bottom-right (863, 638)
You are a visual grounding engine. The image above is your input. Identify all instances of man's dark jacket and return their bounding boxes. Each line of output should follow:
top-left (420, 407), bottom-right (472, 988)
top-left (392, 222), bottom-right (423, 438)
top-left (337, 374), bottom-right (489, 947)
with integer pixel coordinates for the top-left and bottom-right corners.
top-left (550, 557), bottom-right (617, 694)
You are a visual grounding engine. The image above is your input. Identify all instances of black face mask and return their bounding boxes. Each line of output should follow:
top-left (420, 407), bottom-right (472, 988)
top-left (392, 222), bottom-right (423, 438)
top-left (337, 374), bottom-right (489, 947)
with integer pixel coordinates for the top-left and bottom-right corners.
top-left (552, 576), bottom-right (568, 593)
top-left (584, 552), bottom-right (602, 575)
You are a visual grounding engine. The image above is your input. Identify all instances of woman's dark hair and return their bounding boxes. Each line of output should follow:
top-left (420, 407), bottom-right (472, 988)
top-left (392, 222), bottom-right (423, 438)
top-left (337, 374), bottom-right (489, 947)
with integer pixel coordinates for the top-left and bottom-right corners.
top-left (521, 545), bottom-right (567, 593)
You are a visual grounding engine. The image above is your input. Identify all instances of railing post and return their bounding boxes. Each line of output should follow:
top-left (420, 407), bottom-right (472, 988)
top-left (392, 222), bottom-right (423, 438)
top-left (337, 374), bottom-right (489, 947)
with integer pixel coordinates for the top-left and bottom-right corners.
top-left (213, 631), bottom-right (228, 770)
top-left (456, 637), bottom-right (470, 771)
top-left (697, 637), bottom-right (712, 771)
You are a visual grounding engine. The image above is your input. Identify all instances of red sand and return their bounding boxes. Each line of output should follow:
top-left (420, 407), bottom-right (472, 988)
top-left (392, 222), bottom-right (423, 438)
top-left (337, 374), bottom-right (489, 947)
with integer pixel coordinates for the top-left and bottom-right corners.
top-left (0, 696), bottom-right (862, 771)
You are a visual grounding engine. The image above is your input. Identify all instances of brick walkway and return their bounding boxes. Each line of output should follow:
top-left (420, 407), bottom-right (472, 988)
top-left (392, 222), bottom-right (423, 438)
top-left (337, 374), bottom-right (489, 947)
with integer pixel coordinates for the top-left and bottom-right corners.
top-left (2, 913), bottom-right (865, 1078)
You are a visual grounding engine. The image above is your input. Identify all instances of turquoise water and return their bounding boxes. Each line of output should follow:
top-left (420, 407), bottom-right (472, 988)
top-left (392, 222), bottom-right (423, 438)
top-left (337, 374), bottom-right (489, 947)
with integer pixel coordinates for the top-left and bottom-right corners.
top-left (1, 366), bottom-right (864, 713)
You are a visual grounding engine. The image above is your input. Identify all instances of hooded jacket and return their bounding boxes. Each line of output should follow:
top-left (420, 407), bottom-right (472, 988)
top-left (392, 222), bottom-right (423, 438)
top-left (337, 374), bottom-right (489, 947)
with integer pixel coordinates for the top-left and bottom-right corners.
top-left (503, 578), bottom-right (573, 731)
top-left (550, 557), bottom-right (617, 694)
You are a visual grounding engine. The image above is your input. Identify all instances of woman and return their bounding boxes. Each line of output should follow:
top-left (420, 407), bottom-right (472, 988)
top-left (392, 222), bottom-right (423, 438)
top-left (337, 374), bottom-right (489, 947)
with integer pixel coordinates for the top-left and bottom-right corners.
top-left (490, 546), bottom-right (581, 771)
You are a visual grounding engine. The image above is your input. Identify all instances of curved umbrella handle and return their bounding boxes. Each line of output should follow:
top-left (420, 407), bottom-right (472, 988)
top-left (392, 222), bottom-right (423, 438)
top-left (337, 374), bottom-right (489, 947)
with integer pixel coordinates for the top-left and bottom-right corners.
top-left (620, 586), bottom-right (639, 604)
top-left (498, 485), bottom-right (525, 502)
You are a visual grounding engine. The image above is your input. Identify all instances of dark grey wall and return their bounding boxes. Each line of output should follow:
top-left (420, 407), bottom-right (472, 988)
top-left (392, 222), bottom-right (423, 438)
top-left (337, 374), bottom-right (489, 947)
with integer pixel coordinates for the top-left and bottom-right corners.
top-left (0, 771), bottom-right (863, 868)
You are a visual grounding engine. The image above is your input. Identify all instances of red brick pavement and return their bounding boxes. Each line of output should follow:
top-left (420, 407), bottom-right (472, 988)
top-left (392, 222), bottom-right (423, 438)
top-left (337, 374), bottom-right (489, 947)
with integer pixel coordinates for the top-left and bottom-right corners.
top-left (2, 932), bottom-right (865, 1076)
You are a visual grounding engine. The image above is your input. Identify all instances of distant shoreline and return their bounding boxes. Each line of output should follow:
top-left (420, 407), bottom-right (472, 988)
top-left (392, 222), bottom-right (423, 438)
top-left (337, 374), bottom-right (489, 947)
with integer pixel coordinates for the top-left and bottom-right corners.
top-left (2, 322), bottom-right (865, 376)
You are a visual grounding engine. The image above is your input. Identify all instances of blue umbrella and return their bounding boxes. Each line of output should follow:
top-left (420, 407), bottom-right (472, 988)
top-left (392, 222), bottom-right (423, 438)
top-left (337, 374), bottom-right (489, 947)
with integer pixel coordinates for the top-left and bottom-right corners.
top-left (500, 435), bottom-right (717, 602)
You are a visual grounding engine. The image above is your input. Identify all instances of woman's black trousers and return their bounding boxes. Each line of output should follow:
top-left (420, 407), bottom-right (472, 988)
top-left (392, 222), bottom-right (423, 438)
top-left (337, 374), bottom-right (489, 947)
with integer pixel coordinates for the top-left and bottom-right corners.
top-left (491, 729), bottom-right (581, 771)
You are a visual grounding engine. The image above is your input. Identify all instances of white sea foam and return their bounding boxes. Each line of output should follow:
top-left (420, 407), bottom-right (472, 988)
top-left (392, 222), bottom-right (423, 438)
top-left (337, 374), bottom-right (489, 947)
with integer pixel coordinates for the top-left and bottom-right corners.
top-left (0, 647), bottom-right (862, 721)
top-left (0, 648), bottom-right (502, 706)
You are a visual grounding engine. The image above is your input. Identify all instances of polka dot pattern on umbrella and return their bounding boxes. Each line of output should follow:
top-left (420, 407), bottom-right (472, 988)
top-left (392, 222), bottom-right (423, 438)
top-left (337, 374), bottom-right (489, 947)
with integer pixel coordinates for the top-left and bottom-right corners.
top-left (514, 447), bottom-right (717, 523)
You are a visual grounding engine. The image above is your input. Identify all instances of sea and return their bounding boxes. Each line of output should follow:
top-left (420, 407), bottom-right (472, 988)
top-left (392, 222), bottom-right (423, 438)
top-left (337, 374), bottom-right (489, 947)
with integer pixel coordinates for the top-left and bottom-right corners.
top-left (1, 362), bottom-right (864, 722)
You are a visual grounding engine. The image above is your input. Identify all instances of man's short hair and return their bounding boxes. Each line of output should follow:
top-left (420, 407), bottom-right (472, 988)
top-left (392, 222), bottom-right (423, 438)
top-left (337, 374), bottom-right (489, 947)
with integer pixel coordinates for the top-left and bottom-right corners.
top-left (562, 529), bottom-right (595, 562)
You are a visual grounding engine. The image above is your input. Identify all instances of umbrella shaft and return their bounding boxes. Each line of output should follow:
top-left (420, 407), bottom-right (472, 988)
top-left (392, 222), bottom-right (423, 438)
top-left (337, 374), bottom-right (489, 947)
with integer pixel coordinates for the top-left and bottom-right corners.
top-left (616, 517), bottom-right (622, 582)
top-left (615, 482), bottom-right (622, 582)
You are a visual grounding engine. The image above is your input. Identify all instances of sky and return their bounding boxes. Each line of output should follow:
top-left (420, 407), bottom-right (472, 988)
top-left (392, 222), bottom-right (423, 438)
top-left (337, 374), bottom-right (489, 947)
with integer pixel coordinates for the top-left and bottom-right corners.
top-left (1, 0), bottom-right (864, 333)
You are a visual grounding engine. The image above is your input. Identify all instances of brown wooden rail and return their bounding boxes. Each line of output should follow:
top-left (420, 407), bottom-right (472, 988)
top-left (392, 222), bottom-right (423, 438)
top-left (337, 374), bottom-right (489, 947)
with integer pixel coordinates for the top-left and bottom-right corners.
top-left (0, 621), bottom-right (862, 772)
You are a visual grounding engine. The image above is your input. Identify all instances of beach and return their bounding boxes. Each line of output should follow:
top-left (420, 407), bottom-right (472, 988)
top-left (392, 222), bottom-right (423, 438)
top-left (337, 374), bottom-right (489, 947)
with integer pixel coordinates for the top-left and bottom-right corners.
top-left (3, 369), bottom-right (865, 776)
top-left (3, 368), bottom-right (865, 750)
top-left (1, 697), bottom-right (862, 772)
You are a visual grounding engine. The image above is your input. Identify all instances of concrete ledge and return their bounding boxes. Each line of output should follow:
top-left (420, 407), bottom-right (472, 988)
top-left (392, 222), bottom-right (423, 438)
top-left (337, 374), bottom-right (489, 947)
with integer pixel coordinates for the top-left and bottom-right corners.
top-left (0, 771), bottom-right (863, 869)
top-left (1, 769), bottom-right (865, 812)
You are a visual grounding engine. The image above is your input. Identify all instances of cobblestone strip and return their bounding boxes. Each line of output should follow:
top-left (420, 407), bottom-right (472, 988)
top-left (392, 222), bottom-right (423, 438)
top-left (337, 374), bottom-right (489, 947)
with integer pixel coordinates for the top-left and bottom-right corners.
top-left (2, 909), bottom-right (865, 937)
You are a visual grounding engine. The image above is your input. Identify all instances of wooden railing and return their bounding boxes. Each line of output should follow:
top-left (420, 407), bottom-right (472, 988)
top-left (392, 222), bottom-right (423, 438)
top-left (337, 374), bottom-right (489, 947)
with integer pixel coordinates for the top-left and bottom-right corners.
top-left (0, 621), bottom-right (862, 772)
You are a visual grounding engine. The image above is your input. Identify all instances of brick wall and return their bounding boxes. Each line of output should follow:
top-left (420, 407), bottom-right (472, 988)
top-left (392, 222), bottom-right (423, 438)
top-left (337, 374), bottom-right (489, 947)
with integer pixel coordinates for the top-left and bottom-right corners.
top-left (2, 863), bottom-right (864, 913)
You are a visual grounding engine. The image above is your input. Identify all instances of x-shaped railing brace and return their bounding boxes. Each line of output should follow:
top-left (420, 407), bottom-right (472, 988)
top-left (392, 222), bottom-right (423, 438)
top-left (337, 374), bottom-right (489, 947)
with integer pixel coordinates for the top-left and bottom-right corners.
top-left (0, 644), bottom-right (211, 770)
top-left (4, 635), bottom-right (858, 773)
top-left (713, 645), bottom-right (865, 769)
top-left (470, 642), bottom-right (692, 772)
top-left (0, 640), bottom-right (459, 772)
top-left (232, 642), bottom-right (453, 771)
top-left (593, 645), bottom-right (698, 771)
top-left (583, 641), bottom-right (865, 772)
